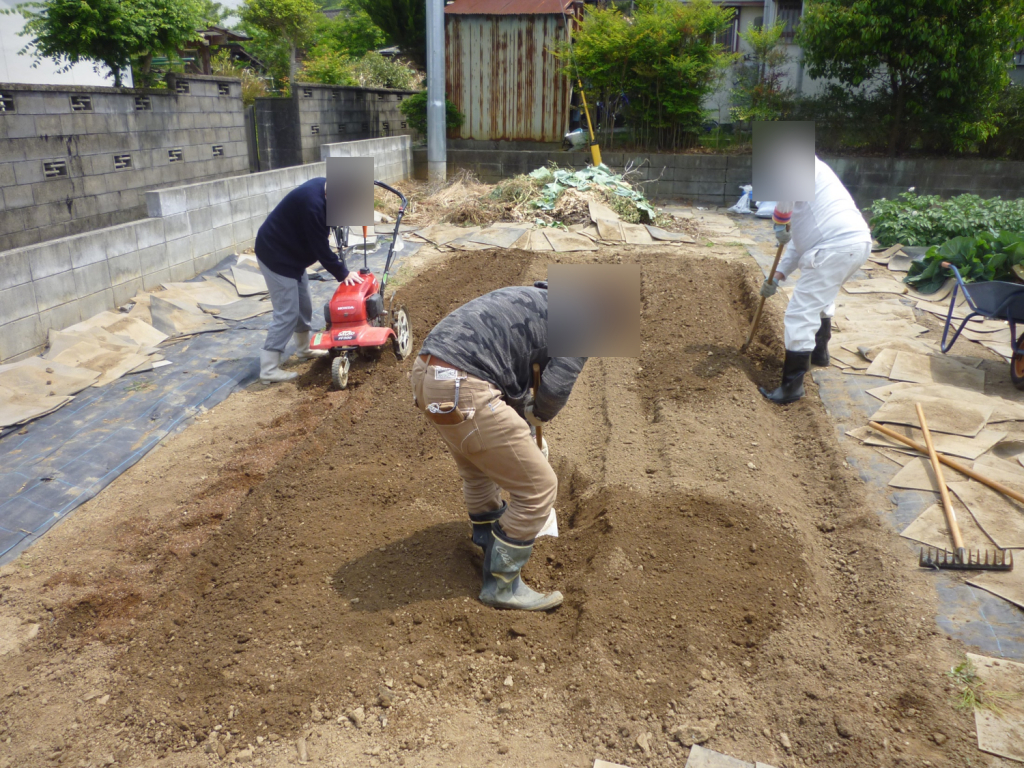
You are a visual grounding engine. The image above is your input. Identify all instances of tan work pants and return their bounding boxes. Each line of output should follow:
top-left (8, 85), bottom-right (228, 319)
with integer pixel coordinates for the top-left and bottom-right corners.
top-left (411, 356), bottom-right (556, 542)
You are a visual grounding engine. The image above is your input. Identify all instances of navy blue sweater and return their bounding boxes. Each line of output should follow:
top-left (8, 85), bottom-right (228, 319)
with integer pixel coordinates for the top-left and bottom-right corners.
top-left (254, 177), bottom-right (349, 282)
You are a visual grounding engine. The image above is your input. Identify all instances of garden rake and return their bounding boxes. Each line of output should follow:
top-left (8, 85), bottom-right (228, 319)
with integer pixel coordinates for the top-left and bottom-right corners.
top-left (914, 403), bottom-right (1013, 572)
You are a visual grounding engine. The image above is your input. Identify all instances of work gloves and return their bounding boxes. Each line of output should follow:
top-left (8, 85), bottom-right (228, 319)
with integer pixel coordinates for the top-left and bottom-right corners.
top-left (760, 278), bottom-right (779, 298)
top-left (524, 403), bottom-right (544, 428)
top-left (774, 224), bottom-right (791, 245)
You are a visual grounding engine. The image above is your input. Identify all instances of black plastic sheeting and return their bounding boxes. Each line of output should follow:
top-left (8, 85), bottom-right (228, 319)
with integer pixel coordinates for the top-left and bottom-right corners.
top-left (0, 243), bottom-right (407, 565)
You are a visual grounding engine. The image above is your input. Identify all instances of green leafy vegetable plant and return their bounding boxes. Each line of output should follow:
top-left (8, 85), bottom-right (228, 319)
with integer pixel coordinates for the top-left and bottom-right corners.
top-left (871, 192), bottom-right (1024, 248)
top-left (905, 230), bottom-right (1024, 294)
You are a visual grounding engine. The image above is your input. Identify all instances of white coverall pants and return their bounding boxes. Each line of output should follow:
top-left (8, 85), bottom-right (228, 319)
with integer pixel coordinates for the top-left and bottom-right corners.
top-left (784, 243), bottom-right (870, 353)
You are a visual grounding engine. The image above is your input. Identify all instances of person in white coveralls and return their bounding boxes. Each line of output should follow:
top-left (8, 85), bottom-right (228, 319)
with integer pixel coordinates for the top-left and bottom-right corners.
top-left (758, 156), bottom-right (872, 404)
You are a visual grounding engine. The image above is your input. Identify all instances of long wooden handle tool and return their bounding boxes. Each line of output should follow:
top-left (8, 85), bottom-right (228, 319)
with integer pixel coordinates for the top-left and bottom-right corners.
top-left (742, 225), bottom-right (789, 352)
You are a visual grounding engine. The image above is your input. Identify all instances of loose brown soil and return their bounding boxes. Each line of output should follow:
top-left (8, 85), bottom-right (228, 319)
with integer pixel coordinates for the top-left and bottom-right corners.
top-left (0, 245), bottom-right (990, 768)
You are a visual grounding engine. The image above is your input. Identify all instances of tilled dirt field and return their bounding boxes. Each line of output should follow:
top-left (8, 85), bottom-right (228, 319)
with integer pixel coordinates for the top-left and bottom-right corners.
top-left (0, 245), bottom-right (988, 768)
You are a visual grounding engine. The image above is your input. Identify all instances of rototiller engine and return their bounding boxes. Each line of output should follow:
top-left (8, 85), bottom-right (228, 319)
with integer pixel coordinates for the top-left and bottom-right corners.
top-left (310, 181), bottom-right (413, 389)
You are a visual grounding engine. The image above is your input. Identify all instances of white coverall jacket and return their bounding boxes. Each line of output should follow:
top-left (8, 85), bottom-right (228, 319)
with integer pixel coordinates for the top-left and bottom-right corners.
top-left (773, 157), bottom-right (871, 353)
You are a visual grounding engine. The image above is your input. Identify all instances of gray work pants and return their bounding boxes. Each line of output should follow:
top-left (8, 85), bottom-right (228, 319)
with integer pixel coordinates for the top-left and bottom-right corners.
top-left (258, 258), bottom-right (313, 353)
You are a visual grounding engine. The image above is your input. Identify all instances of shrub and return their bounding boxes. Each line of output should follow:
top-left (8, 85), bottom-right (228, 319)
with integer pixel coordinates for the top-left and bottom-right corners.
top-left (398, 91), bottom-right (464, 134)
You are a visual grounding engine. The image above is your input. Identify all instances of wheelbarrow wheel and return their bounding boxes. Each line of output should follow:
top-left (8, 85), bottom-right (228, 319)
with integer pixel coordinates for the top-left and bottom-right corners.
top-left (331, 355), bottom-right (350, 390)
top-left (1012, 334), bottom-right (1024, 391)
top-left (391, 307), bottom-right (413, 360)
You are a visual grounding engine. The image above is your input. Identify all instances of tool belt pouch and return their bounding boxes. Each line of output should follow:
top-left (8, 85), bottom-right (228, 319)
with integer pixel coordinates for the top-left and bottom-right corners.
top-left (426, 403), bottom-right (465, 425)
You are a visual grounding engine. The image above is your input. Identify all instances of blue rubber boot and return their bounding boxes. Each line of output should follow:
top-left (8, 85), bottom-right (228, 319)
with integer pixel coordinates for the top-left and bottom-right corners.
top-left (469, 501), bottom-right (507, 549)
top-left (479, 523), bottom-right (563, 611)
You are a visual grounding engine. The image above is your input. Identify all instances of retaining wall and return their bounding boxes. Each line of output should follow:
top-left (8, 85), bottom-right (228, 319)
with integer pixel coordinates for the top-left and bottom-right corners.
top-left (255, 84), bottom-right (418, 171)
top-left (320, 135), bottom-right (412, 184)
top-left (0, 137), bottom-right (412, 363)
top-left (423, 149), bottom-right (1024, 209)
top-left (0, 74), bottom-right (248, 252)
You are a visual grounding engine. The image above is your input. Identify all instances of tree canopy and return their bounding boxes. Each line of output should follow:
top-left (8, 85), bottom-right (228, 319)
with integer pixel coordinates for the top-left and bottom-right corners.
top-left (14, 0), bottom-right (204, 87)
top-left (798, 0), bottom-right (1024, 154)
top-left (351, 0), bottom-right (424, 69)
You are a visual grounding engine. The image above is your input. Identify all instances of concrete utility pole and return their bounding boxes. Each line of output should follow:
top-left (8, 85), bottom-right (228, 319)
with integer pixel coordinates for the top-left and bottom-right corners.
top-left (426, 0), bottom-right (447, 182)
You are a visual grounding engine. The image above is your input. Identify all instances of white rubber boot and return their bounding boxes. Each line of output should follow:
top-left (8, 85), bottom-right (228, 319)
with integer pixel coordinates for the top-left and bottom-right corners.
top-left (293, 331), bottom-right (327, 360)
top-left (260, 350), bottom-right (298, 383)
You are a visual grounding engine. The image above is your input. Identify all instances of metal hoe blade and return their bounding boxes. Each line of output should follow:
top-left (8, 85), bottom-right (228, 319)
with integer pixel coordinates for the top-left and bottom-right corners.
top-left (919, 546), bottom-right (1014, 571)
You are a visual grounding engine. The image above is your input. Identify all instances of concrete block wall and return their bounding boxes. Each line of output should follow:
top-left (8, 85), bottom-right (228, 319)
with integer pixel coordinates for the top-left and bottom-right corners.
top-left (321, 136), bottom-right (412, 184)
top-left (426, 149), bottom-right (1024, 209)
top-left (0, 162), bottom-right (325, 363)
top-left (255, 84), bottom-right (419, 171)
top-left (0, 74), bottom-right (249, 252)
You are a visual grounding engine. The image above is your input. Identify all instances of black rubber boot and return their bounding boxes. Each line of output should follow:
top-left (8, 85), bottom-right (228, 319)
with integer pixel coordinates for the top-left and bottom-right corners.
top-left (469, 501), bottom-right (507, 549)
top-left (759, 350), bottom-right (811, 405)
top-left (479, 523), bottom-right (563, 611)
top-left (811, 317), bottom-right (831, 367)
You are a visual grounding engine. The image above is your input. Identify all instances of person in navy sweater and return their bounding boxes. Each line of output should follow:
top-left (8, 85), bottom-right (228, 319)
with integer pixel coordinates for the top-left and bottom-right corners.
top-left (254, 177), bottom-right (363, 382)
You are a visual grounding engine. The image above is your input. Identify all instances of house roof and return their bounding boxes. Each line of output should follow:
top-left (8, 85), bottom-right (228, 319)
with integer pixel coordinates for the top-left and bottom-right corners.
top-left (444, 0), bottom-right (574, 15)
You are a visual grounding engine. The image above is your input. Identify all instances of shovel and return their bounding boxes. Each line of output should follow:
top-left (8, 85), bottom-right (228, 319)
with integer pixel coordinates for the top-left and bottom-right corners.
top-left (914, 403), bottom-right (1012, 572)
top-left (741, 224), bottom-right (789, 352)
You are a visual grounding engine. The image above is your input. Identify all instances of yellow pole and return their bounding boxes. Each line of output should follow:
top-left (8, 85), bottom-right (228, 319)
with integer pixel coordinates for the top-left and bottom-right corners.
top-left (577, 79), bottom-right (602, 167)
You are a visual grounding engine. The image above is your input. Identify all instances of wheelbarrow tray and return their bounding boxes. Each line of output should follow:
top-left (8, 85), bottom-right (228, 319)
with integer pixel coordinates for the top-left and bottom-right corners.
top-left (939, 264), bottom-right (1024, 389)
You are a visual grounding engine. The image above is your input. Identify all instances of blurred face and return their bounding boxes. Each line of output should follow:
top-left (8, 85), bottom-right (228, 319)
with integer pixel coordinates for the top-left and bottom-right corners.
top-left (547, 264), bottom-right (641, 358)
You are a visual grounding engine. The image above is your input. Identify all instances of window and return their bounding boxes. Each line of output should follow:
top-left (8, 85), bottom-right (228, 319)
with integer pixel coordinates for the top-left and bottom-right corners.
top-left (175, 81), bottom-right (190, 95)
top-left (43, 160), bottom-right (68, 178)
top-left (212, 145), bottom-right (224, 157)
top-left (114, 154), bottom-right (132, 170)
top-left (134, 95), bottom-right (152, 111)
top-left (70, 95), bottom-right (92, 111)
top-left (0, 93), bottom-right (14, 113)
top-left (714, 8), bottom-right (739, 52)
top-left (218, 82), bottom-right (231, 96)
top-left (168, 148), bottom-right (184, 162)
top-left (777, 0), bottom-right (802, 42)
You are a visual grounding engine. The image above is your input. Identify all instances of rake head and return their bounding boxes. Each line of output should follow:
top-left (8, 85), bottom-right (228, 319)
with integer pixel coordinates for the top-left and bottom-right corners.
top-left (919, 547), bottom-right (1014, 571)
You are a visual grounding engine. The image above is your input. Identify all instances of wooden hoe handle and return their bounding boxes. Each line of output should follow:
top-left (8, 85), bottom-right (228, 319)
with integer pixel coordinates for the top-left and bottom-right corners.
top-left (532, 363), bottom-right (543, 449)
top-left (867, 421), bottom-right (1024, 506)
top-left (915, 404), bottom-right (965, 554)
top-left (743, 225), bottom-right (789, 351)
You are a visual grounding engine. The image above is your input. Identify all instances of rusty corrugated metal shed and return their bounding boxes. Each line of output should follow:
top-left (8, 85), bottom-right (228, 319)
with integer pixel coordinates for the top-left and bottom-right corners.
top-left (445, 0), bottom-right (573, 15)
top-left (445, 13), bottom-right (571, 141)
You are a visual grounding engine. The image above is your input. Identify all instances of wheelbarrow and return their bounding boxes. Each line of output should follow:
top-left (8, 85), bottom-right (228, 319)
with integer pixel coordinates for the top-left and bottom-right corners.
top-left (939, 262), bottom-right (1024, 390)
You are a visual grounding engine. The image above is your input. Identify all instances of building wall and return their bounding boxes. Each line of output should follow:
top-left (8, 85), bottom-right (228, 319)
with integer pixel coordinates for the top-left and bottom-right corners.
top-left (255, 84), bottom-right (418, 171)
top-left (429, 148), bottom-right (1024, 210)
top-left (445, 13), bottom-right (571, 142)
top-left (0, 74), bottom-right (249, 252)
top-left (0, 136), bottom-right (414, 362)
top-left (321, 135), bottom-right (412, 184)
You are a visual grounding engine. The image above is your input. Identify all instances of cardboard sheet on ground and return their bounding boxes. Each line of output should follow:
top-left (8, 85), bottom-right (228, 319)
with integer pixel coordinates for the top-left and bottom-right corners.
top-left (448, 239), bottom-right (494, 251)
top-left (43, 332), bottom-right (151, 387)
top-left (848, 424), bottom-right (1008, 461)
top-left (834, 320), bottom-right (929, 339)
top-left (865, 348), bottom-right (901, 378)
top-left (0, 356), bottom-right (99, 397)
top-left (684, 745), bottom-right (755, 768)
top-left (857, 338), bottom-right (940, 361)
top-left (622, 222), bottom-right (654, 245)
top-left (162, 279), bottom-right (240, 306)
top-left (871, 395), bottom-right (992, 437)
top-left (874, 447), bottom-right (915, 466)
top-left (968, 568), bottom-right (1024, 614)
top-left (900, 501), bottom-right (995, 553)
top-left (149, 296), bottom-right (228, 338)
top-left (523, 230), bottom-right (554, 252)
top-left (844, 279), bottom-right (908, 295)
top-left (868, 243), bottom-right (904, 264)
top-left (887, 351), bottom-right (986, 389)
top-left (463, 226), bottom-right (527, 249)
top-left (889, 457), bottom-right (974, 491)
top-left (65, 310), bottom-right (169, 348)
top-left (645, 224), bottom-right (695, 243)
top-left (589, 200), bottom-right (620, 223)
top-left (231, 266), bottom-right (268, 296)
top-left (949, 477), bottom-right (1024, 550)
top-left (887, 252), bottom-right (913, 272)
top-left (0, 385), bottom-right (73, 428)
top-left (960, 653), bottom-right (1024, 763)
top-left (543, 230), bottom-right (597, 252)
top-left (842, 303), bottom-right (917, 323)
top-left (906, 278), bottom-right (956, 303)
top-left (977, 453), bottom-right (1024, 480)
top-left (199, 298), bottom-right (272, 321)
top-left (829, 345), bottom-right (870, 369)
top-left (980, 341), bottom-right (1014, 361)
top-left (882, 383), bottom-right (1024, 423)
top-left (963, 327), bottom-right (1014, 343)
top-left (414, 223), bottom-right (475, 246)
top-left (709, 236), bottom-right (756, 245)
top-left (595, 219), bottom-right (624, 242)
